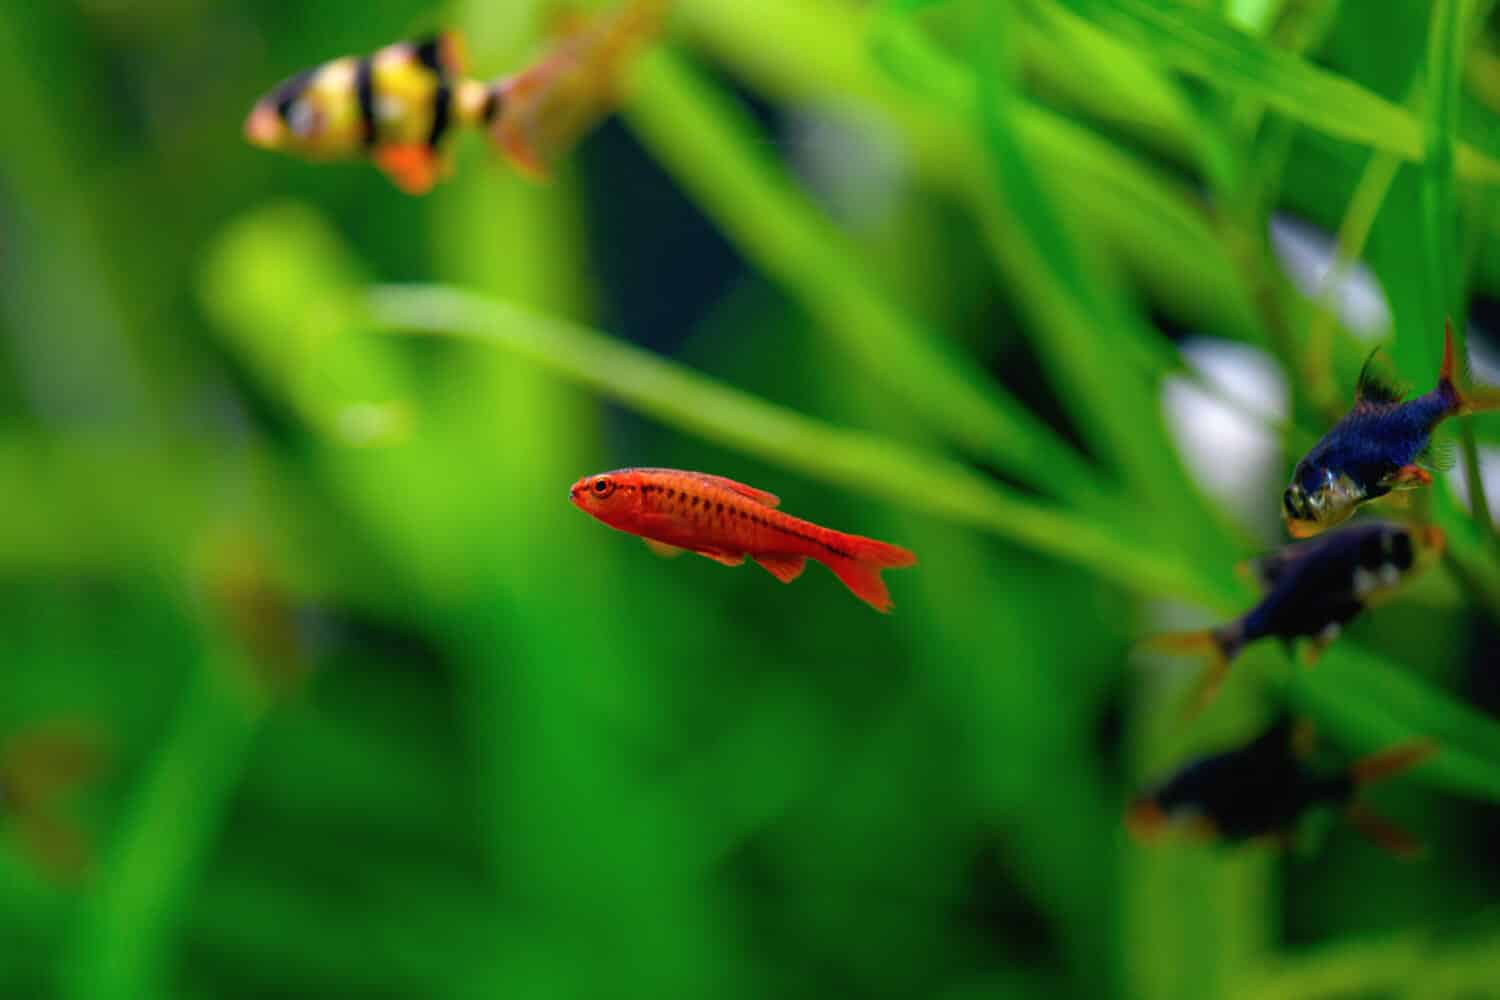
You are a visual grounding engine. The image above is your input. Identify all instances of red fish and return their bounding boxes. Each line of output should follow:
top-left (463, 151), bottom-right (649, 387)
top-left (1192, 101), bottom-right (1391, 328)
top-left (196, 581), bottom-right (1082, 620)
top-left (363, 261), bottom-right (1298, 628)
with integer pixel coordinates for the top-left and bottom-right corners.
top-left (569, 468), bottom-right (917, 612)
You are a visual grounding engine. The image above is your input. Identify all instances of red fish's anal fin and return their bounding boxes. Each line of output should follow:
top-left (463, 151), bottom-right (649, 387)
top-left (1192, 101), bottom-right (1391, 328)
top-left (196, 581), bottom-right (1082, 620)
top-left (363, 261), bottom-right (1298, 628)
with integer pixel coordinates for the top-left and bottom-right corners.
top-left (753, 553), bottom-right (806, 583)
top-left (374, 144), bottom-right (443, 194)
top-left (692, 547), bottom-right (745, 567)
top-left (1344, 800), bottom-right (1424, 860)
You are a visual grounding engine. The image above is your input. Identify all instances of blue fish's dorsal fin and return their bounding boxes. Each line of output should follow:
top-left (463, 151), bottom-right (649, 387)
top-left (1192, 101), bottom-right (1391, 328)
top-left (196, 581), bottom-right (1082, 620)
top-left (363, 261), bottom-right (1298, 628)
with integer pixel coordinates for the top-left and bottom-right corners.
top-left (1355, 349), bottom-right (1406, 406)
top-left (1240, 538), bottom-right (1320, 592)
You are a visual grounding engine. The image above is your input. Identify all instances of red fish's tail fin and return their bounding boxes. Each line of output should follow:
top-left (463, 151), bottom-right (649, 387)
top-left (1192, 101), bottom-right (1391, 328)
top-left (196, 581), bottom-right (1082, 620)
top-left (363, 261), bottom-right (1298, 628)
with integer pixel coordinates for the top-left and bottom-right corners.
top-left (1437, 319), bottom-right (1500, 415)
top-left (1341, 739), bottom-right (1435, 859)
top-left (486, 0), bottom-right (669, 179)
top-left (1137, 626), bottom-right (1241, 718)
top-left (820, 534), bottom-right (917, 613)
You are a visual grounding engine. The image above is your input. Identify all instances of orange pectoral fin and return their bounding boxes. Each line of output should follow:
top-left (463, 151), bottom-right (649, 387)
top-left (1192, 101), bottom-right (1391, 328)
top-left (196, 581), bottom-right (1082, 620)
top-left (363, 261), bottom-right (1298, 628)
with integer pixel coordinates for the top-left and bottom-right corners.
top-left (374, 144), bottom-right (441, 194)
top-left (753, 553), bottom-right (806, 583)
top-left (642, 538), bottom-right (686, 559)
top-left (1384, 464), bottom-right (1434, 491)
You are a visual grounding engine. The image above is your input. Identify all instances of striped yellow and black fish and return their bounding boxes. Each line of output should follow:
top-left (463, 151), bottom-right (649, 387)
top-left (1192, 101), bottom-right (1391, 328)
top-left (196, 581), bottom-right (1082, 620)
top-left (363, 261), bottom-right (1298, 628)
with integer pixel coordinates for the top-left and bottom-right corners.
top-left (244, 0), bottom-right (668, 194)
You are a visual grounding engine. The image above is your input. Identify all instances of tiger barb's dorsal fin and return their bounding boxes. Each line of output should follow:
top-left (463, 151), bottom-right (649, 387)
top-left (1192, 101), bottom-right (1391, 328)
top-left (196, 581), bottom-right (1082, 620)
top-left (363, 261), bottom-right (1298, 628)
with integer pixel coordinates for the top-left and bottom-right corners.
top-left (1355, 349), bottom-right (1406, 406)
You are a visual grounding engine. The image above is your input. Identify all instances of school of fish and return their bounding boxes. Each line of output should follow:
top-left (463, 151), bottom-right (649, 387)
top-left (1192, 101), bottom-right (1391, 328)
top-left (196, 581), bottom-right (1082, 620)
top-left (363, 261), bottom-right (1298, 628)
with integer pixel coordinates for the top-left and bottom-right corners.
top-left (9, 0), bottom-right (1494, 883)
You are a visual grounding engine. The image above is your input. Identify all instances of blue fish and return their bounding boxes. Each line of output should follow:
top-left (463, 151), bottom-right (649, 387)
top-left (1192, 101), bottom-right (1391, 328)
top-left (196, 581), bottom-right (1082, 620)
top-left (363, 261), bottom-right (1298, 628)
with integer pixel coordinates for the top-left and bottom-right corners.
top-left (1141, 521), bottom-right (1444, 712)
top-left (1283, 322), bottom-right (1499, 537)
top-left (1127, 716), bottom-right (1434, 857)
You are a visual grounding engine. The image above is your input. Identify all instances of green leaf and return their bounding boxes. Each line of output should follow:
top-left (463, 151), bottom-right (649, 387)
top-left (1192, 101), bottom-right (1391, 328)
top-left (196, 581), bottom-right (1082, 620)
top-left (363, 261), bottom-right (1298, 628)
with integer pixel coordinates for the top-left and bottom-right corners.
top-left (1053, 0), bottom-right (1500, 183)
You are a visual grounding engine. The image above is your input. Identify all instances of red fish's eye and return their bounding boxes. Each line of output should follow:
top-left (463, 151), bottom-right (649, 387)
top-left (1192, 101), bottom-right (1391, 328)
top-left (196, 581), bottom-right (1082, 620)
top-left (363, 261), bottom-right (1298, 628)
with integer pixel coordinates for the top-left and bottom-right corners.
top-left (592, 477), bottom-right (614, 497)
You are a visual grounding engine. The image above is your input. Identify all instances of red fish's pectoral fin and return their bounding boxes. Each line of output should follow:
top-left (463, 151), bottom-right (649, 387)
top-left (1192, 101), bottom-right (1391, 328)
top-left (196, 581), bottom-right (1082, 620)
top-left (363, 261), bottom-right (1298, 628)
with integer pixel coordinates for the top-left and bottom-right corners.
top-left (1344, 801), bottom-right (1424, 859)
top-left (692, 547), bottom-right (745, 567)
top-left (373, 144), bottom-right (442, 194)
top-left (753, 553), bottom-right (806, 583)
top-left (642, 538), bottom-right (685, 559)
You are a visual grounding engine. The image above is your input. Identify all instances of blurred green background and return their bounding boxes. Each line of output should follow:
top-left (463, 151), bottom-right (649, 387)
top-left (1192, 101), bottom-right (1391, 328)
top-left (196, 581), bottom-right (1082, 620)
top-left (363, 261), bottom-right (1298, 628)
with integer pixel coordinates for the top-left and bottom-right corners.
top-left (3, 0), bottom-right (1500, 997)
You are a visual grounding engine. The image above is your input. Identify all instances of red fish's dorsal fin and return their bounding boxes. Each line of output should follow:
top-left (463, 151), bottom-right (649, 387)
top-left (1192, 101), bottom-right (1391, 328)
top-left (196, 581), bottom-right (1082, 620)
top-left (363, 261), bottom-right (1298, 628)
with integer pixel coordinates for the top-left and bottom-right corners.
top-left (681, 472), bottom-right (780, 507)
top-left (1355, 348), bottom-right (1406, 407)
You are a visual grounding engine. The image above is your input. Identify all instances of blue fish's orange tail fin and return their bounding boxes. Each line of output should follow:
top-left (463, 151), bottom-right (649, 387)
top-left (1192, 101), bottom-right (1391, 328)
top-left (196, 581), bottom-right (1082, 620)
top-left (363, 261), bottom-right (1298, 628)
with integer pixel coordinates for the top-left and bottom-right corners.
top-left (1340, 738), bottom-right (1435, 859)
top-left (486, 0), bottom-right (669, 179)
top-left (1350, 738), bottom-right (1437, 786)
top-left (1137, 627), bottom-right (1239, 718)
top-left (1438, 319), bottom-right (1500, 414)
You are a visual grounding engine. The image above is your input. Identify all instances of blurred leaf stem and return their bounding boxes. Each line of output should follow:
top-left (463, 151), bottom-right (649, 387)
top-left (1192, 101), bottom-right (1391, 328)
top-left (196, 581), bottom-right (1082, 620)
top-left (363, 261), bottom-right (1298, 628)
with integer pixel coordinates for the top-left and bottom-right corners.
top-left (1424, 0), bottom-right (1496, 547)
top-left (622, 47), bottom-right (1120, 514)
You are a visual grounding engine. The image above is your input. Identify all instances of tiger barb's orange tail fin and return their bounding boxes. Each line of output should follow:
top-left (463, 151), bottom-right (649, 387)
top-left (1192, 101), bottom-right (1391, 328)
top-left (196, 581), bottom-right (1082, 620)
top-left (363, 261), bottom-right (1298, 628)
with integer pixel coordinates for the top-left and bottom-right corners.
top-left (820, 534), bottom-right (917, 613)
top-left (487, 0), bottom-right (669, 179)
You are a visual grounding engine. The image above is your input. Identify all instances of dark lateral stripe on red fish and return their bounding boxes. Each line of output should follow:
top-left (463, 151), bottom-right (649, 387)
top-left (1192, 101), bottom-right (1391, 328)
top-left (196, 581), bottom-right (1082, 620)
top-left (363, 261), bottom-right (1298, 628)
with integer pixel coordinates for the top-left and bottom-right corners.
top-left (355, 55), bottom-right (376, 147)
top-left (638, 483), bottom-right (855, 558)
